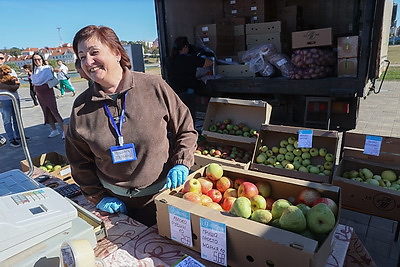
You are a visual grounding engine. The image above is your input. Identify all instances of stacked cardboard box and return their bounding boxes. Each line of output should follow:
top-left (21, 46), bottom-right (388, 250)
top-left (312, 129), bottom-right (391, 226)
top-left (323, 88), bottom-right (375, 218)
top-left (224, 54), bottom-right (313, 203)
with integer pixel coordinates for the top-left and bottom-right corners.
top-left (332, 132), bottom-right (400, 221)
top-left (195, 23), bottom-right (235, 56)
top-left (337, 36), bottom-right (359, 77)
top-left (245, 21), bottom-right (282, 52)
top-left (155, 165), bottom-right (341, 267)
top-left (292, 28), bottom-right (332, 49)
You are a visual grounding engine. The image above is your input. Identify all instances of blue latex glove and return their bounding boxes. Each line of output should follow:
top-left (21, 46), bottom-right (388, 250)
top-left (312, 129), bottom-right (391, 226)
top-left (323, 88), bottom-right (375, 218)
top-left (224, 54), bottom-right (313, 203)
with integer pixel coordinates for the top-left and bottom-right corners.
top-left (96, 197), bottom-right (128, 214)
top-left (166, 164), bottom-right (189, 189)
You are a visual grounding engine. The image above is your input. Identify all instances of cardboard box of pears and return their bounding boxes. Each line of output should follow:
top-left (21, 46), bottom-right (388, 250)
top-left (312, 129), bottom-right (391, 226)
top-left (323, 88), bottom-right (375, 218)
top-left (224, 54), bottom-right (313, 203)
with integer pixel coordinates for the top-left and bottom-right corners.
top-left (332, 132), bottom-right (400, 221)
top-left (155, 164), bottom-right (341, 267)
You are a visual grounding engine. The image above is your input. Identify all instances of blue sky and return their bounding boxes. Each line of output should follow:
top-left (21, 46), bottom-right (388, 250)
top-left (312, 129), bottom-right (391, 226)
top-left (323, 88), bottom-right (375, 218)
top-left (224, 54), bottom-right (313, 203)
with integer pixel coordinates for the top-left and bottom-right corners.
top-left (0, 0), bottom-right (158, 49)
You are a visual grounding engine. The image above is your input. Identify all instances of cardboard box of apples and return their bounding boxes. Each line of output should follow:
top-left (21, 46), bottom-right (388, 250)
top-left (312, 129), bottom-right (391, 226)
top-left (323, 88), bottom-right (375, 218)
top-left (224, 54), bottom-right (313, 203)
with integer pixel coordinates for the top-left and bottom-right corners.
top-left (201, 97), bottom-right (272, 144)
top-left (250, 124), bottom-right (339, 183)
top-left (192, 138), bottom-right (255, 170)
top-left (20, 152), bottom-right (71, 180)
top-left (155, 163), bottom-right (341, 267)
top-left (332, 132), bottom-right (400, 221)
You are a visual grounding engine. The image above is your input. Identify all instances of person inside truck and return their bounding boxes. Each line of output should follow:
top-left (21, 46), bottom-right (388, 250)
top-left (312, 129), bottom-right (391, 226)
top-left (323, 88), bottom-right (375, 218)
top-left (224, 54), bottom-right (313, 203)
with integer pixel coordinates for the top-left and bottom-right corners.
top-left (166, 36), bottom-right (213, 122)
top-left (65, 25), bottom-right (198, 227)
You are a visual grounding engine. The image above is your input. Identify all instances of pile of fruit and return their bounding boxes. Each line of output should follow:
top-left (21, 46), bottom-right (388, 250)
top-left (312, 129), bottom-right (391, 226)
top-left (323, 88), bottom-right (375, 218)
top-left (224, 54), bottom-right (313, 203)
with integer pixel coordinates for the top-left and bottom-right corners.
top-left (195, 143), bottom-right (253, 163)
top-left (39, 160), bottom-right (68, 173)
top-left (175, 163), bottom-right (338, 243)
top-left (207, 119), bottom-right (258, 138)
top-left (341, 168), bottom-right (400, 191)
top-left (255, 136), bottom-right (334, 176)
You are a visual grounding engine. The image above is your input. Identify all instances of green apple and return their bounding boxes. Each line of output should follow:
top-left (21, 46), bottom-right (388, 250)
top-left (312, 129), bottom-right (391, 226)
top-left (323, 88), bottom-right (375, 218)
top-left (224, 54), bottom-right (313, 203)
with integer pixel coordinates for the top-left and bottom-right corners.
top-left (284, 152), bottom-right (295, 161)
top-left (293, 161), bottom-right (302, 170)
top-left (367, 178), bottom-right (379, 186)
top-left (372, 175), bottom-right (382, 180)
top-left (302, 159), bottom-right (311, 167)
top-left (286, 144), bottom-right (295, 152)
top-left (323, 170), bottom-right (332, 176)
top-left (280, 139), bottom-right (288, 148)
top-left (301, 152), bottom-right (311, 160)
top-left (271, 146), bottom-right (279, 154)
top-left (293, 148), bottom-right (302, 156)
top-left (296, 203), bottom-right (311, 215)
top-left (316, 165), bottom-right (324, 172)
top-left (298, 166), bottom-right (309, 173)
top-left (250, 209), bottom-right (273, 224)
top-left (266, 156), bottom-right (277, 165)
top-left (294, 140), bottom-right (299, 148)
top-left (359, 168), bottom-right (374, 180)
top-left (323, 161), bottom-right (333, 170)
top-left (250, 195), bottom-right (267, 211)
top-left (271, 199), bottom-right (291, 219)
top-left (256, 153), bottom-right (267, 164)
top-left (379, 179), bottom-right (391, 187)
top-left (293, 156), bottom-right (303, 163)
top-left (287, 137), bottom-right (296, 144)
top-left (230, 197), bottom-right (252, 218)
top-left (205, 163), bottom-right (223, 181)
top-left (259, 145), bottom-right (268, 152)
top-left (279, 147), bottom-right (288, 154)
top-left (256, 181), bottom-right (272, 198)
top-left (309, 148), bottom-right (319, 157)
top-left (351, 177), bottom-right (363, 182)
top-left (274, 162), bottom-right (283, 168)
top-left (381, 170), bottom-right (397, 182)
top-left (319, 148), bottom-right (328, 157)
top-left (266, 150), bottom-right (274, 157)
top-left (306, 203), bottom-right (336, 234)
top-left (301, 148), bottom-right (310, 153)
top-left (285, 163), bottom-right (295, 170)
top-left (276, 154), bottom-right (285, 162)
top-left (279, 206), bottom-right (307, 233)
top-left (325, 153), bottom-right (334, 162)
top-left (349, 170), bottom-right (359, 178)
top-left (309, 166), bottom-right (320, 174)
top-left (281, 160), bottom-right (290, 168)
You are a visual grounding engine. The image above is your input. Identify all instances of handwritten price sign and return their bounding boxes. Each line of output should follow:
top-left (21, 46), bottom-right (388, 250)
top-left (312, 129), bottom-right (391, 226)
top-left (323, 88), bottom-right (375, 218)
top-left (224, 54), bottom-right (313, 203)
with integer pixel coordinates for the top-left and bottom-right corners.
top-left (200, 218), bottom-right (227, 266)
top-left (168, 206), bottom-right (193, 247)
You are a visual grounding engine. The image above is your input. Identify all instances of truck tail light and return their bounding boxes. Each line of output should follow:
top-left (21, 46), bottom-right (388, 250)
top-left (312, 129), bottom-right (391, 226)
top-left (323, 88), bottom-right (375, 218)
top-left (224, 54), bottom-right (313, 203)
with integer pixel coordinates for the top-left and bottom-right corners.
top-left (332, 102), bottom-right (350, 114)
top-left (307, 101), bottom-right (328, 112)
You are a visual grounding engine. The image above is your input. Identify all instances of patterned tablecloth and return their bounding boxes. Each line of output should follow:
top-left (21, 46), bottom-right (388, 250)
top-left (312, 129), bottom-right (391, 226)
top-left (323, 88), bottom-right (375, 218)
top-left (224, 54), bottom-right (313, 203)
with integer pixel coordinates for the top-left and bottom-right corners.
top-left (33, 168), bottom-right (376, 267)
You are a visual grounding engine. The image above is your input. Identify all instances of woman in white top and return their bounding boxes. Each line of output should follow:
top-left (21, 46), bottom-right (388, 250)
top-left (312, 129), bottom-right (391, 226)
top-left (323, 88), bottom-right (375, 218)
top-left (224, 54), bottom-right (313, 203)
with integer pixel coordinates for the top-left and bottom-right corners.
top-left (31, 53), bottom-right (65, 138)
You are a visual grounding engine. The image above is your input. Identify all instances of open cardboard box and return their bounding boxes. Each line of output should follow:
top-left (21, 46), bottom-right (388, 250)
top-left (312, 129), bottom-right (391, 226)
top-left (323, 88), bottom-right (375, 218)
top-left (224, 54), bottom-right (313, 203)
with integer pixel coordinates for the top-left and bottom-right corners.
top-left (193, 137), bottom-right (255, 171)
top-left (332, 132), bottom-right (400, 221)
top-left (202, 97), bottom-right (272, 145)
top-left (20, 152), bottom-right (72, 181)
top-left (155, 165), bottom-right (341, 267)
top-left (249, 124), bottom-right (339, 183)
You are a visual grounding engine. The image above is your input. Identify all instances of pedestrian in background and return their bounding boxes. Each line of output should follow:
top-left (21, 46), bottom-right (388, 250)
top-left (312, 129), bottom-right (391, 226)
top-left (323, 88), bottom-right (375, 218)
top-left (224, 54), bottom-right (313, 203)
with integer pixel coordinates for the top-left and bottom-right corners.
top-left (55, 60), bottom-right (76, 97)
top-left (0, 52), bottom-right (23, 147)
top-left (22, 64), bottom-right (39, 106)
top-left (31, 53), bottom-right (65, 139)
top-left (66, 25), bottom-right (197, 227)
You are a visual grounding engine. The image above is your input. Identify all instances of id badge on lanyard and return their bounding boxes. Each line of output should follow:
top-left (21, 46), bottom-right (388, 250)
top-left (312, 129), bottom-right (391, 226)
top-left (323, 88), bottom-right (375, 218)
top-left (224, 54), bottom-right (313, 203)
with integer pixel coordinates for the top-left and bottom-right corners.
top-left (103, 92), bottom-right (137, 164)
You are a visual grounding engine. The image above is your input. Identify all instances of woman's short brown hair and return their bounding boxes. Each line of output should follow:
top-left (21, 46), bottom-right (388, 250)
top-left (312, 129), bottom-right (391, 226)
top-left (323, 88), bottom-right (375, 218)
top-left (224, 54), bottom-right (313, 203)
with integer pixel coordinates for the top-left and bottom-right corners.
top-left (73, 25), bottom-right (131, 70)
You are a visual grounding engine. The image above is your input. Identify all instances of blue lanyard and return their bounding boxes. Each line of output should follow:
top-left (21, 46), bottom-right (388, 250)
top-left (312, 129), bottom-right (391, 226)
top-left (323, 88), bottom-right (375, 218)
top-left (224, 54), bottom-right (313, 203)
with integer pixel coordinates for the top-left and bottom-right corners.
top-left (103, 92), bottom-right (127, 146)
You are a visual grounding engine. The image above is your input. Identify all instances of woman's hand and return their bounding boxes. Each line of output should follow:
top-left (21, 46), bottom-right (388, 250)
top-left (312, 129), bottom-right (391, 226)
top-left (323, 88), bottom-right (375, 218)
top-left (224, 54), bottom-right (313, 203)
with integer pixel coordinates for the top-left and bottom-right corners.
top-left (96, 196), bottom-right (127, 214)
top-left (166, 164), bottom-right (189, 189)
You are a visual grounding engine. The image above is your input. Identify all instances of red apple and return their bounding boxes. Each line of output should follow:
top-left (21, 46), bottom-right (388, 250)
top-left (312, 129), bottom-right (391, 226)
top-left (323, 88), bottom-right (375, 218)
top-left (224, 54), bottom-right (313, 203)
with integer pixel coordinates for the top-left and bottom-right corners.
top-left (313, 197), bottom-right (338, 216)
top-left (256, 181), bottom-right (272, 198)
top-left (265, 197), bottom-right (275, 210)
top-left (238, 182), bottom-right (259, 199)
top-left (297, 188), bottom-right (321, 206)
top-left (200, 194), bottom-right (214, 206)
top-left (182, 178), bottom-right (202, 194)
top-left (182, 192), bottom-right (202, 204)
top-left (233, 178), bottom-right (246, 189)
top-left (207, 189), bottom-right (223, 203)
top-left (221, 197), bottom-right (237, 211)
top-left (223, 188), bottom-right (238, 199)
top-left (198, 177), bottom-right (214, 194)
top-left (205, 202), bottom-right (223, 211)
top-left (216, 176), bottom-right (233, 193)
top-left (205, 163), bottom-right (224, 181)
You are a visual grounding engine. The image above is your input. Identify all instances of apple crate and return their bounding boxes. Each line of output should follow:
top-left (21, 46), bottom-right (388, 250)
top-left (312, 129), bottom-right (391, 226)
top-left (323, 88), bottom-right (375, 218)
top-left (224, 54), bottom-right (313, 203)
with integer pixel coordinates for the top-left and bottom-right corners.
top-left (249, 124), bottom-right (339, 183)
top-left (192, 138), bottom-right (255, 171)
top-left (332, 132), bottom-right (400, 221)
top-left (202, 97), bottom-right (272, 145)
top-left (155, 165), bottom-right (341, 267)
top-left (20, 152), bottom-right (72, 181)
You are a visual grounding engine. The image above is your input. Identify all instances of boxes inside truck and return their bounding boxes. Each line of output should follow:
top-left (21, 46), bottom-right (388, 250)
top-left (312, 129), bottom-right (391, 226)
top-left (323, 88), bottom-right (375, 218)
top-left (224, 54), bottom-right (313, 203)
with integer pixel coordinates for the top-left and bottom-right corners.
top-left (201, 97), bottom-right (272, 144)
top-left (249, 124), bottom-right (339, 183)
top-left (332, 132), bottom-right (400, 221)
top-left (155, 165), bottom-right (341, 267)
top-left (291, 28), bottom-right (333, 49)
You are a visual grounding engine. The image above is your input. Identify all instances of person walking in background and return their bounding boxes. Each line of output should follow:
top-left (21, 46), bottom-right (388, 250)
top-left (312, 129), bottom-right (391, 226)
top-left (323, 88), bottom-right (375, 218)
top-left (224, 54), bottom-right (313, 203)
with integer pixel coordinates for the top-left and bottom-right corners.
top-left (0, 52), bottom-right (23, 147)
top-left (55, 60), bottom-right (76, 97)
top-left (166, 36), bottom-right (213, 122)
top-left (65, 25), bottom-right (197, 227)
top-left (31, 53), bottom-right (65, 139)
top-left (22, 64), bottom-right (39, 106)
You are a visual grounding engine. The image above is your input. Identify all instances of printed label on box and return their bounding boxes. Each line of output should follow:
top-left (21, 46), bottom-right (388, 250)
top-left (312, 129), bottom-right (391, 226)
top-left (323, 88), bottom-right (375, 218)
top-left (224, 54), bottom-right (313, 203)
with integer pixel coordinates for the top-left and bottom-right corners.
top-left (200, 218), bottom-right (227, 266)
top-left (363, 135), bottom-right (382, 156)
top-left (60, 167), bottom-right (71, 177)
top-left (298, 130), bottom-right (313, 148)
top-left (201, 27), bottom-right (209, 32)
top-left (169, 206), bottom-right (193, 247)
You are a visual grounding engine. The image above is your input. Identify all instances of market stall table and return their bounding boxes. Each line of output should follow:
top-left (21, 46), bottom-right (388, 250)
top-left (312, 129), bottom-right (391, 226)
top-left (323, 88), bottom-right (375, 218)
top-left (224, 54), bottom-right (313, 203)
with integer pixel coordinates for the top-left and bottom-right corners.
top-left (30, 168), bottom-right (376, 267)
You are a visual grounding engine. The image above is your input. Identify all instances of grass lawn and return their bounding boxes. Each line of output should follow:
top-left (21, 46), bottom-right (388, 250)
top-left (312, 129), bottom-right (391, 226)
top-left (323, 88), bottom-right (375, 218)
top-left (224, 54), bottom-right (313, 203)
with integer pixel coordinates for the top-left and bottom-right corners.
top-left (388, 45), bottom-right (400, 64)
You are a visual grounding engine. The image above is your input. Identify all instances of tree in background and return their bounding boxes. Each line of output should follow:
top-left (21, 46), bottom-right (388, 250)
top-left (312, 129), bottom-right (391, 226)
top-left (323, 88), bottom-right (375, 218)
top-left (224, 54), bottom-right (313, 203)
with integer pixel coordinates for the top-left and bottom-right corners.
top-left (5, 62), bottom-right (19, 72)
top-left (0, 47), bottom-right (22, 57)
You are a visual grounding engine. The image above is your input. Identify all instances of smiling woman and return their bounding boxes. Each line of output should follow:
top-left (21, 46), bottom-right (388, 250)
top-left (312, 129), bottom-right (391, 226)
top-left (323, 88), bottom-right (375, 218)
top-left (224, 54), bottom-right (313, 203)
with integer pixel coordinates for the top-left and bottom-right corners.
top-left (65, 25), bottom-right (198, 227)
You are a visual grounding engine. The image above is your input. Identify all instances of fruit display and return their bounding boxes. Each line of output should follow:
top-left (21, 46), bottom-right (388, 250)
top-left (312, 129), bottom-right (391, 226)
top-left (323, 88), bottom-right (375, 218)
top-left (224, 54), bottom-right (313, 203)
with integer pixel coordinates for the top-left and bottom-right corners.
top-left (341, 167), bottom-right (400, 191)
top-left (195, 141), bottom-right (253, 163)
top-left (254, 136), bottom-right (334, 176)
top-left (174, 163), bottom-right (338, 244)
top-left (207, 119), bottom-right (258, 138)
top-left (39, 160), bottom-right (68, 173)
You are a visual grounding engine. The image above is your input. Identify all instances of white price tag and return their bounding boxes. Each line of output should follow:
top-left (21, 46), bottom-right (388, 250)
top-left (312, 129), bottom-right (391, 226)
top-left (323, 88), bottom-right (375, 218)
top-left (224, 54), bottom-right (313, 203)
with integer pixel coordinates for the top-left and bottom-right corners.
top-left (168, 206), bottom-right (193, 247)
top-left (298, 130), bottom-right (313, 148)
top-left (200, 218), bottom-right (227, 266)
top-left (201, 26), bottom-right (209, 32)
top-left (363, 135), bottom-right (382, 156)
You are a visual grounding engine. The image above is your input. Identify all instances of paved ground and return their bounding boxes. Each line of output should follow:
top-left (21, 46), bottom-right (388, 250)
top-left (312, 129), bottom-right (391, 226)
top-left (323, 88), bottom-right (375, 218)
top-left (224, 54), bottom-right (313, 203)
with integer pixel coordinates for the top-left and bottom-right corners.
top-left (1, 79), bottom-right (399, 266)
